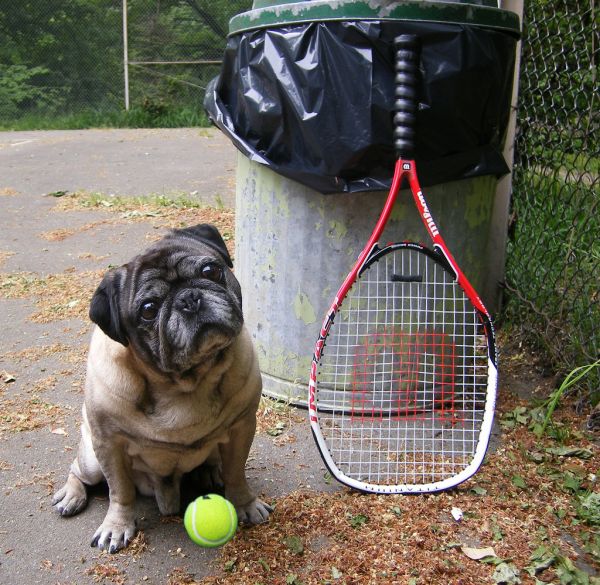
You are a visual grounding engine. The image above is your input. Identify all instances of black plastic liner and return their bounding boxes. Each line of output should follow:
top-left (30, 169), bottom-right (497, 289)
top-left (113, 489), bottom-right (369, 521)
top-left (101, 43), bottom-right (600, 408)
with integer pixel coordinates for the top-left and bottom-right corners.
top-left (204, 21), bottom-right (517, 194)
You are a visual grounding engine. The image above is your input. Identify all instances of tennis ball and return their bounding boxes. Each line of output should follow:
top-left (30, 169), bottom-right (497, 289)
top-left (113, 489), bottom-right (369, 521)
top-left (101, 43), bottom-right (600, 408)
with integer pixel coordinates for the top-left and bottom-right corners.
top-left (184, 494), bottom-right (238, 547)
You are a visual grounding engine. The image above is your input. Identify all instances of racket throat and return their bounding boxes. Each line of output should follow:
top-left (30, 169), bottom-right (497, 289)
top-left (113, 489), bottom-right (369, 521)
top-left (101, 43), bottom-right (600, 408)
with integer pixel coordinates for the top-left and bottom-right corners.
top-left (400, 160), bottom-right (459, 283)
top-left (433, 244), bottom-right (458, 280)
top-left (417, 190), bottom-right (440, 238)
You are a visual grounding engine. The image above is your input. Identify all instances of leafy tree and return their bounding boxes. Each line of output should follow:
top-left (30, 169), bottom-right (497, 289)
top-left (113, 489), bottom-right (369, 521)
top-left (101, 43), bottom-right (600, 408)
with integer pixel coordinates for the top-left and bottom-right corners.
top-left (0, 64), bottom-right (60, 118)
top-left (0, 0), bottom-right (123, 116)
top-left (0, 0), bottom-right (250, 122)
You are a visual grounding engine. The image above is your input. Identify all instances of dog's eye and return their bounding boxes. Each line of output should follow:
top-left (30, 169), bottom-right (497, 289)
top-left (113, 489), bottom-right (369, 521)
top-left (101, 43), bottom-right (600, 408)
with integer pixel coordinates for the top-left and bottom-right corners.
top-left (140, 301), bottom-right (159, 321)
top-left (201, 263), bottom-right (223, 283)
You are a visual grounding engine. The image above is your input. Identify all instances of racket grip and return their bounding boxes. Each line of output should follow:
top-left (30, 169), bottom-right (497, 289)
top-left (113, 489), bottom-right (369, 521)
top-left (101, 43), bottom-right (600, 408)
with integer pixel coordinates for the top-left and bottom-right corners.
top-left (394, 34), bottom-right (420, 159)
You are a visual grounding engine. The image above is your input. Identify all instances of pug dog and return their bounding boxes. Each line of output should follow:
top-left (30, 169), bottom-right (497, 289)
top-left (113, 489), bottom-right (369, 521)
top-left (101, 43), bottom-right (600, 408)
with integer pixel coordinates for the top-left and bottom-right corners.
top-left (52, 224), bottom-right (271, 552)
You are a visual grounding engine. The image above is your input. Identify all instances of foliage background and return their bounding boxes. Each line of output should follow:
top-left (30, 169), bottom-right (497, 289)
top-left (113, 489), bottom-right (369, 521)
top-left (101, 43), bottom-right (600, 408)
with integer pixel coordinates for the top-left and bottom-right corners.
top-left (0, 0), bottom-right (250, 128)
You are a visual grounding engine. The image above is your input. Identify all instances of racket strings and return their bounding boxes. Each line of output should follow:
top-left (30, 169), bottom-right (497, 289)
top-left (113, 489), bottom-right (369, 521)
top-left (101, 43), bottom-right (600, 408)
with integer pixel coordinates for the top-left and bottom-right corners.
top-left (316, 246), bottom-right (490, 486)
top-left (350, 331), bottom-right (458, 421)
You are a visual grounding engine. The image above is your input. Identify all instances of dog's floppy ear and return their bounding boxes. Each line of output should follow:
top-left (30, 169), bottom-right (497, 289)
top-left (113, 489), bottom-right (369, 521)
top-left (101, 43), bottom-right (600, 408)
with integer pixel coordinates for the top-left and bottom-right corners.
top-left (177, 223), bottom-right (233, 268)
top-left (89, 267), bottom-right (129, 346)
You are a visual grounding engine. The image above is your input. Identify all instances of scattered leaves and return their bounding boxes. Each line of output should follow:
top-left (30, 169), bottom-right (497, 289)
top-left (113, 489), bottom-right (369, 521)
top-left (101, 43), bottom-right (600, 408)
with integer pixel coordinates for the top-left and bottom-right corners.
top-left (256, 396), bottom-right (303, 436)
top-left (0, 395), bottom-right (67, 434)
top-left (267, 421), bottom-right (286, 437)
top-left (491, 561), bottom-right (521, 584)
top-left (577, 492), bottom-right (600, 526)
top-left (555, 555), bottom-right (597, 585)
top-left (490, 517), bottom-right (504, 542)
top-left (511, 474), bottom-right (527, 489)
top-left (283, 535), bottom-right (304, 555)
top-left (470, 486), bottom-right (488, 496)
top-left (167, 567), bottom-right (201, 585)
top-left (462, 546), bottom-right (497, 561)
top-left (348, 513), bottom-right (368, 529)
top-left (331, 566), bottom-right (343, 580)
top-left (1, 371), bottom-right (16, 384)
top-left (52, 191), bottom-right (235, 255)
top-left (0, 269), bottom-right (103, 323)
top-left (525, 545), bottom-right (557, 578)
top-left (546, 446), bottom-right (593, 460)
top-left (502, 406), bottom-right (530, 428)
top-left (85, 562), bottom-right (125, 584)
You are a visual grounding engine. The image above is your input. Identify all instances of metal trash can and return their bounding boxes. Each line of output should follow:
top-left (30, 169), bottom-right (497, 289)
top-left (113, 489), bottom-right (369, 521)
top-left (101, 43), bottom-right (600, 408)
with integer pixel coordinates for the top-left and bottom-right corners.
top-left (205, 0), bottom-right (521, 404)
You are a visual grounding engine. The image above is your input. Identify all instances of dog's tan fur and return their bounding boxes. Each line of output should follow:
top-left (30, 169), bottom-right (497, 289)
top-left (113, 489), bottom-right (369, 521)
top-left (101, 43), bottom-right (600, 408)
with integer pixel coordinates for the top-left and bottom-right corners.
top-left (53, 225), bottom-right (271, 552)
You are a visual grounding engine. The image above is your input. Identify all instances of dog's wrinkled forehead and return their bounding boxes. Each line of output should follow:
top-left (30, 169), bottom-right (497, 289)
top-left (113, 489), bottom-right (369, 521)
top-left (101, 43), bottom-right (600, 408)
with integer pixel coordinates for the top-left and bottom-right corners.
top-left (132, 249), bottom-right (219, 296)
top-left (139, 224), bottom-right (232, 273)
top-left (143, 248), bottom-right (218, 277)
top-left (163, 224), bottom-right (233, 268)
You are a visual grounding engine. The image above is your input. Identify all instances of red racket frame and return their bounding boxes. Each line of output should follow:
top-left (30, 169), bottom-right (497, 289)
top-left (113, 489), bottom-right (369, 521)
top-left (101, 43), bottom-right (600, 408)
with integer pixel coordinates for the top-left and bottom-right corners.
top-left (308, 33), bottom-right (497, 493)
top-left (308, 158), bottom-right (498, 493)
top-left (309, 158), bottom-right (495, 421)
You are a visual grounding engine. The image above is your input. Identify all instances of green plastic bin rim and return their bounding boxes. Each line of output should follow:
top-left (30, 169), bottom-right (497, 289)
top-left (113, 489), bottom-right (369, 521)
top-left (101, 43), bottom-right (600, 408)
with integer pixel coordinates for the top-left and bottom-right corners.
top-left (229, 0), bottom-right (521, 37)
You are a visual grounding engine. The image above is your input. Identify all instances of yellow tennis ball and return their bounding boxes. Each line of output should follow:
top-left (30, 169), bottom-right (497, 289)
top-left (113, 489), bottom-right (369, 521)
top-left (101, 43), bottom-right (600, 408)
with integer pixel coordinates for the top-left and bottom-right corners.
top-left (184, 494), bottom-right (238, 547)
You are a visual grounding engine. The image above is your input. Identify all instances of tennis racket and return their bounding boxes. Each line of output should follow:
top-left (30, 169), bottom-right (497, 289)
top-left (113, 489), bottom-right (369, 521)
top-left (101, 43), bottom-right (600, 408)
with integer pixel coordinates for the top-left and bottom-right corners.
top-left (308, 34), bottom-right (497, 494)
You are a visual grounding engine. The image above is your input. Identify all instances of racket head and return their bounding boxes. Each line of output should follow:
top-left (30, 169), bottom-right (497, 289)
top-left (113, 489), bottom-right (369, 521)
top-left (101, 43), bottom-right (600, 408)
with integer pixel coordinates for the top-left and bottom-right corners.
top-left (309, 242), bottom-right (497, 494)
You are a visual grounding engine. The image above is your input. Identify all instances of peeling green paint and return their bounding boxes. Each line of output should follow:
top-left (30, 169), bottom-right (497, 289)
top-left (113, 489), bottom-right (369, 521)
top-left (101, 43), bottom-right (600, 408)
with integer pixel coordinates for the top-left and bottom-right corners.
top-left (464, 247), bottom-right (485, 291)
top-left (327, 219), bottom-right (348, 240)
top-left (256, 342), bottom-right (297, 374)
top-left (389, 198), bottom-right (409, 222)
top-left (258, 251), bottom-right (277, 282)
top-left (274, 187), bottom-right (290, 218)
top-left (308, 198), bottom-right (325, 219)
top-left (293, 291), bottom-right (317, 325)
top-left (464, 177), bottom-right (495, 229)
top-left (229, 0), bottom-right (521, 37)
top-left (255, 342), bottom-right (312, 385)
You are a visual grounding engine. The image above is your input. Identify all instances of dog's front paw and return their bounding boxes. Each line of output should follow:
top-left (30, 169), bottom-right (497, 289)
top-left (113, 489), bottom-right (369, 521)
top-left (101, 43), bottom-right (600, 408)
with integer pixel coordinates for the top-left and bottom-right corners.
top-left (236, 497), bottom-right (273, 525)
top-left (52, 474), bottom-right (88, 517)
top-left (91, 505), bottom-right (137, 553)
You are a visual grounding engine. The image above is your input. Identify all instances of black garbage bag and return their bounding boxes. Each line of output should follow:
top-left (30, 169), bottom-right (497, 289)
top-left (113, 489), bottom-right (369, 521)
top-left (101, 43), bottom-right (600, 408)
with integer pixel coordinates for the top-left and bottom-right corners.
top-left (204, 20), bottom-right (517, 194)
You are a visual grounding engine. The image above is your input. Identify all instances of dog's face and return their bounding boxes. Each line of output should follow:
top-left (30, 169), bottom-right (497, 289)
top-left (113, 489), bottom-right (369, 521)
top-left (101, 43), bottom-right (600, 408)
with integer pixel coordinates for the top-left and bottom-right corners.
top-left (89, 224), bottom-right (243, 375)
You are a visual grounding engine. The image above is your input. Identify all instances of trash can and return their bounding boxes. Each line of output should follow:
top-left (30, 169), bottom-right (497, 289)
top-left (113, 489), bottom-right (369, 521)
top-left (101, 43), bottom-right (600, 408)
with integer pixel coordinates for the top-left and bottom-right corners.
top-left (205, 0), bottom-right (521, 404)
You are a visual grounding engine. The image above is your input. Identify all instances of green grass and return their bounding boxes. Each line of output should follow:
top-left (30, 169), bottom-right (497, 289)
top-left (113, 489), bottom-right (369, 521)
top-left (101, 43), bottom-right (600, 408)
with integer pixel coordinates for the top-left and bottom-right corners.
top-left (67, 191), bottom-right (209, 210)
top-left (0, 105), bottom-right (211, 131)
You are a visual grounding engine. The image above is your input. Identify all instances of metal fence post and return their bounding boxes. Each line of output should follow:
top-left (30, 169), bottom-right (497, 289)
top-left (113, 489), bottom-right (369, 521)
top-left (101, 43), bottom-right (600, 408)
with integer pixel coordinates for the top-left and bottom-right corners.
top-left (122, 0), bottom-right (130, 111)
top-left (487, 0), bottom-right (524, 311)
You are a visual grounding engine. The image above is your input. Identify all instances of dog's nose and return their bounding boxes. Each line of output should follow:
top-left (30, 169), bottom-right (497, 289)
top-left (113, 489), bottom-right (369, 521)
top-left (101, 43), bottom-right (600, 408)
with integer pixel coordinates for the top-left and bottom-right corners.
top-left (175, 290), bottom-right (202, 314)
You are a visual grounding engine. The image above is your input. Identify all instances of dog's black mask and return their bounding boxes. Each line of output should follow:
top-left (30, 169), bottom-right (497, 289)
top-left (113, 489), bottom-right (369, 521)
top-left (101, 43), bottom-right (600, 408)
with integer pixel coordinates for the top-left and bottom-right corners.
top-left (89, 224), bottom-right (243, 375)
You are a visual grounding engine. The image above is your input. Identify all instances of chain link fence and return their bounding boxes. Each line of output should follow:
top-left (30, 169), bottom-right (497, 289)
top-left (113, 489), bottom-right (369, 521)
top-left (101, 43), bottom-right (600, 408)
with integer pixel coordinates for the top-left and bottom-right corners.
top-left (1, 1), bottom-right (120, 123)
top-left (123, 0), bottom-right (250, 116)
top-left (505, 0), bottom-right (599, 401)
top-left (0, 1), bottom-right (250, 126)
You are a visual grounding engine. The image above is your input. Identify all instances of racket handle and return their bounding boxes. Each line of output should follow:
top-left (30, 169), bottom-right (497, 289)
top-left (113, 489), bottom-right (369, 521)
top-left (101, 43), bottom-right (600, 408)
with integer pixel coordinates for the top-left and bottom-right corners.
top-left (394, 34), bottom-right (420, 159)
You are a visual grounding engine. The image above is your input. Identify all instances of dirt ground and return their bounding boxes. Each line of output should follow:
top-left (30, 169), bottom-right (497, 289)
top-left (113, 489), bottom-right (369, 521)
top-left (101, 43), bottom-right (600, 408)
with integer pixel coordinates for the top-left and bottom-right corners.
top-left (0, 129), bottom-right (597, 585)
